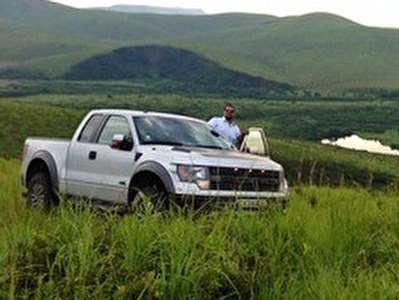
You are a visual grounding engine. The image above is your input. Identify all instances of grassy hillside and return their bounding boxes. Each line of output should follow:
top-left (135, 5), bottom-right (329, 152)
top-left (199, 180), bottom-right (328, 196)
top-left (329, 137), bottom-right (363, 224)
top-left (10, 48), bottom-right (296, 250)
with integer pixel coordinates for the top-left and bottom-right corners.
top-left (0, 0), bottom-right (274, 42)
top-left (176, 13), bottom-right (399, 91)
top-left (1, 157), bottom-right (399, 298)
top-left (270, 138), bottom-right (399, 188)
top-left (0, 0), bottom-right (276, 67)
top-left (0, 100), bottom-right (85, 158)
top-left (19, 93), bottom-right (399, 143)
top-left (62, 45), bottom-right (293, 96)
top-left (0, 0), bottom-right (398, 92)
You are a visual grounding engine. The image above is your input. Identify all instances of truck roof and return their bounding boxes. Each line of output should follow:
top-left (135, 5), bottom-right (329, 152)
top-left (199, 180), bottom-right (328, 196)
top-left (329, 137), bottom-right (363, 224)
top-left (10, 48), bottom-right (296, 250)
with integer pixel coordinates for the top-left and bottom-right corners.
top-left (89, 109), bottom-right (205, 123)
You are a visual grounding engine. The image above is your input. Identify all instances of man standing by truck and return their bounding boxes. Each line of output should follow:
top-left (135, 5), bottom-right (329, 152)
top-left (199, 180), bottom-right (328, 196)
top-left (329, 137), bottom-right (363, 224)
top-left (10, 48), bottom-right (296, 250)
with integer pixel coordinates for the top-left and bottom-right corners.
top-left (208, 103), bottom-right (244, 147)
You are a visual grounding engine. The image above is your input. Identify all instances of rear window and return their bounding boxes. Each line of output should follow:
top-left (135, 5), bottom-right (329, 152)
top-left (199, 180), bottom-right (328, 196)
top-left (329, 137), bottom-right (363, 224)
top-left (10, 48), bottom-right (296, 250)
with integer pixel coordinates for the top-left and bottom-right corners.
top-left (78, 114), bottom-right (104, 143)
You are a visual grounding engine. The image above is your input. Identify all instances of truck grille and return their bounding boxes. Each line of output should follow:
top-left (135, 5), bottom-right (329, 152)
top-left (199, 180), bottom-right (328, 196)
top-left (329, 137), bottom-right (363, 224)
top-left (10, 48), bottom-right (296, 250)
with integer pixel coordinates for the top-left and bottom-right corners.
top-left (209, 167), bottom-right (280, 192)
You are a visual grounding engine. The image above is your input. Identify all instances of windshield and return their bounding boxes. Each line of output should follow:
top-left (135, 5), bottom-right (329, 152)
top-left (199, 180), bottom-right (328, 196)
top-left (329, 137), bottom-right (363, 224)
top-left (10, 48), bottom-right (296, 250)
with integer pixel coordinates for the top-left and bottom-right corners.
top-left (133, 116), bottom-right (231, 150)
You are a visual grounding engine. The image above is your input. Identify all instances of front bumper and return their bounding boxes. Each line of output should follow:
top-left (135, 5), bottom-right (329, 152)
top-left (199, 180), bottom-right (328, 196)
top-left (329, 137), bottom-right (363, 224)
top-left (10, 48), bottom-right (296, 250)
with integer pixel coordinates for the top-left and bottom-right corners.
top-left (172, 193), bottom-right (288, 210)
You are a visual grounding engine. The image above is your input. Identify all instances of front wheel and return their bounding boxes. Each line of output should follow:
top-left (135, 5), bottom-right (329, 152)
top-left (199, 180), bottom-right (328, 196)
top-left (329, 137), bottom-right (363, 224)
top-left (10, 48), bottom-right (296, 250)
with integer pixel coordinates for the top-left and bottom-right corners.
top-left (27, 172), bottom-right (57, 209)
top-left (129, 179), bottom-right (169, 213)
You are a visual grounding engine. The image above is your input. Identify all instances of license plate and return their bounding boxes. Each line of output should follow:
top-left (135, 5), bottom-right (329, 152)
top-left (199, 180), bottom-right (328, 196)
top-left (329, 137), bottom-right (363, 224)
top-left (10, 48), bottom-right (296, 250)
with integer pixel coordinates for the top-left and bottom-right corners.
top-left (239, 199), bottom-right (266, 207)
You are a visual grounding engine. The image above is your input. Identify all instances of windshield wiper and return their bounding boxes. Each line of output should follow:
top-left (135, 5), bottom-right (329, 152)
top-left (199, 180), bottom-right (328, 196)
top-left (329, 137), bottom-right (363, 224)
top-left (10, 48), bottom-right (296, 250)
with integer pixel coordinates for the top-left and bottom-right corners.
top-left (210, 130), bottom-right (220, 137)
top-left (142, 141), bottom-right (187, 146)
top-left (190, 144), bottom-right (224, 150)
top-left (142, 141), bottom-right (225, 150)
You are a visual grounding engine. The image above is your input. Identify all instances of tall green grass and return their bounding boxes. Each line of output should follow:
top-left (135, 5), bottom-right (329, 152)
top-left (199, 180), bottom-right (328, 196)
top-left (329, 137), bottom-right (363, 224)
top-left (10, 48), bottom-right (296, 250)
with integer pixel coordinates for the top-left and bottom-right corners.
top-left (1, 158), bottom-right (399, 298)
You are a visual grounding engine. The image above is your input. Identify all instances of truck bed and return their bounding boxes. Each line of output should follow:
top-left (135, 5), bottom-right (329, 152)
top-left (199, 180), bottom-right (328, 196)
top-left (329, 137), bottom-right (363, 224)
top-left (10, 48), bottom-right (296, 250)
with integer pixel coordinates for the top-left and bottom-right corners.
top-left (21, 137), bottom-right (71, 190)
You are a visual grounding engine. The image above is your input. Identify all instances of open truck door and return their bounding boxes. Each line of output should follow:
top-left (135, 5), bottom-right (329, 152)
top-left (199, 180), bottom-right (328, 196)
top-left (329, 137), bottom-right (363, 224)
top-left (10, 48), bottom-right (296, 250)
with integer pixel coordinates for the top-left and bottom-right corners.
top-left (240, 127), bottom-right (270, 157)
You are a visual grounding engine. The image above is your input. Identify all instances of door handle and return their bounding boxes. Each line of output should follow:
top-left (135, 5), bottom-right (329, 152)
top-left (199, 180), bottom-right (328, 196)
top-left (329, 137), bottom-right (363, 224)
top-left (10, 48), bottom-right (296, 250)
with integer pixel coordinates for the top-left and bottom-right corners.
top-left (88, 151), bottom-right (97, 160)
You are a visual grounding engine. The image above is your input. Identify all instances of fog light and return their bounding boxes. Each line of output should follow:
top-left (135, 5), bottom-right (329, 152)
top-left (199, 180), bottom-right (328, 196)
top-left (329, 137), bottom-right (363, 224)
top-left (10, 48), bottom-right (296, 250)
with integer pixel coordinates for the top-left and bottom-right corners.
top-left (196, 179), bottom-right (210, 190)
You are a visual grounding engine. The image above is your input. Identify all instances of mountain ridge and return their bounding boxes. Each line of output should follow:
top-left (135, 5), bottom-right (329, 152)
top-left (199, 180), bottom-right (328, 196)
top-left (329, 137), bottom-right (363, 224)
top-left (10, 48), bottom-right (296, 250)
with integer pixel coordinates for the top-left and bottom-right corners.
top-left (0, 0), bottom-right (398, 93)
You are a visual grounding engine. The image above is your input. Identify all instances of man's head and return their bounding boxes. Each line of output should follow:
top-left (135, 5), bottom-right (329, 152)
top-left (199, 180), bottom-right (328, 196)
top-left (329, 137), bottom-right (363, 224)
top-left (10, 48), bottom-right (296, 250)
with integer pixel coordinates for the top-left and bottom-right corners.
top-left (223, 103), bottom-right (235, 122)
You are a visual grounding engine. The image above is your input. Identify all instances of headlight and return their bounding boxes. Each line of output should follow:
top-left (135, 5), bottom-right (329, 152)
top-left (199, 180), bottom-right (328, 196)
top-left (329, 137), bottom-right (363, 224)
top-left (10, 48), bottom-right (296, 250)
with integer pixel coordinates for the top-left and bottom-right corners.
top-left (177, 165), bottom-right (210, 190)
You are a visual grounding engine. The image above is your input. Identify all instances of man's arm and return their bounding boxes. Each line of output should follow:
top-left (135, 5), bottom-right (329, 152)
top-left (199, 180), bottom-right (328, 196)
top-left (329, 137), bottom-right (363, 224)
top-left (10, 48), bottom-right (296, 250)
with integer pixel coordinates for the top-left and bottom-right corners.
top-left (236, 127), bottom-right (248, 148)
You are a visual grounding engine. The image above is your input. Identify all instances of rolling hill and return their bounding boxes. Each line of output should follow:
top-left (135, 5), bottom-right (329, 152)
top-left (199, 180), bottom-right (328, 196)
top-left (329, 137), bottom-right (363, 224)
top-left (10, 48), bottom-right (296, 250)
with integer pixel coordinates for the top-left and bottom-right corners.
top-left (176, 13), bottom-right (399, 91)
top-left (62, 45), bottom-right (294, 95)
top-left (0, 0), bottom-right (398, 93)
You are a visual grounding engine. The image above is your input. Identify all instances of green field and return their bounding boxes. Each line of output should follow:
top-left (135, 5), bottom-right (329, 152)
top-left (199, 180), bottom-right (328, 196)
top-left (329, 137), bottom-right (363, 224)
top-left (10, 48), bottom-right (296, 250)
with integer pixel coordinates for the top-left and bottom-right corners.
top-left (1, 157), bottom-right (399, 298)
top-left (1, 94), bottom-right (399, 188)
top-left (11, 93), bottom-right (399, 141)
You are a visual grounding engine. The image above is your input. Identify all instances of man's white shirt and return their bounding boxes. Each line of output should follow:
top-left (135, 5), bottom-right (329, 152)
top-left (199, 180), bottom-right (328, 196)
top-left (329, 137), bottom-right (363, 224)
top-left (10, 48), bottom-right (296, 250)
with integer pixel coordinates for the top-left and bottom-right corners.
top-left (207, 117), bottom-right (241, 144)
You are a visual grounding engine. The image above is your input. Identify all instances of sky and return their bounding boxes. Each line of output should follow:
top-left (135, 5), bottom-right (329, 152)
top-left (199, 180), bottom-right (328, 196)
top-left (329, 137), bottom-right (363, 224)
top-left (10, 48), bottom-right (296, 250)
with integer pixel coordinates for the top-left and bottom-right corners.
top-left (50, 0), bottom-right (399, 28)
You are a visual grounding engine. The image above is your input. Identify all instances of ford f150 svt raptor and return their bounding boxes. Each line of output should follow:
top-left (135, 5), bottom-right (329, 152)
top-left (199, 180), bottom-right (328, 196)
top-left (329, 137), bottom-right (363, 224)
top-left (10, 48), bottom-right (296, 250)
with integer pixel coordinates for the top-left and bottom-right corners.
top-left (21, 109), bottom-right (288, 210)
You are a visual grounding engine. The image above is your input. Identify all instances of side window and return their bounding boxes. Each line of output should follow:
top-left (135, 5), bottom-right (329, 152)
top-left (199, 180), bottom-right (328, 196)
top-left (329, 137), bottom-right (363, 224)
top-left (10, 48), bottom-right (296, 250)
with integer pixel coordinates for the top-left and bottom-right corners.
top-left (78, 114), bottom-right (104, 143)
top-left (98, 115), bottom-right (131, 144)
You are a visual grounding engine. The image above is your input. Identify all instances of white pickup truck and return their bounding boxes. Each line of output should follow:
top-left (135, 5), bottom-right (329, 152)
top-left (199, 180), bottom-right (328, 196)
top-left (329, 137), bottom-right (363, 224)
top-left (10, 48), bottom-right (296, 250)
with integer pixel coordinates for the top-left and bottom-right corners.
top-left (21, 109), bottom-right (288, 210)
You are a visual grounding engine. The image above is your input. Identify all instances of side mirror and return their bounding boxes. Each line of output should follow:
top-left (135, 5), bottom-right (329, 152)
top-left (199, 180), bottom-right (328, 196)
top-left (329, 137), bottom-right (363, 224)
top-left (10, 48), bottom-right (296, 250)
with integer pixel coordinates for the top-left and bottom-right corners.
top-left (110, 134), bottom-right (133, 151)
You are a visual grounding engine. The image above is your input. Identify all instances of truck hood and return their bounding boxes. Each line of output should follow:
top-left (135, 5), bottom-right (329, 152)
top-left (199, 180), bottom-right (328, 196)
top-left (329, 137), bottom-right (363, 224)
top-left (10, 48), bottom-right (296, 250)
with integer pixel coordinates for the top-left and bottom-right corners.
top-left (139, 145), bottom-right (283, 171)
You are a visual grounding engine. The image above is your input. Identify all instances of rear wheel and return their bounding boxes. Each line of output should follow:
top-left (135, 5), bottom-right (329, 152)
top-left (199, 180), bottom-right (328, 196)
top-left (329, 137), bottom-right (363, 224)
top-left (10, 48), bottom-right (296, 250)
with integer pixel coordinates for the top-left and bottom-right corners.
top-left (129, 179), bottom-right (169, 213)
top-left (27, 172), bottom-right (57, 208)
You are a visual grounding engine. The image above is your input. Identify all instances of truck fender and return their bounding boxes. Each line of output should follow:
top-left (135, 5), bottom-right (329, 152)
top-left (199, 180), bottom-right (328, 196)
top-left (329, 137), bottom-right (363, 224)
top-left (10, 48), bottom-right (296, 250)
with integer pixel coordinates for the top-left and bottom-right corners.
top-left (27, 151), bottom-right (59, 191)
top-left (130, 161), bottom-right (175, 194)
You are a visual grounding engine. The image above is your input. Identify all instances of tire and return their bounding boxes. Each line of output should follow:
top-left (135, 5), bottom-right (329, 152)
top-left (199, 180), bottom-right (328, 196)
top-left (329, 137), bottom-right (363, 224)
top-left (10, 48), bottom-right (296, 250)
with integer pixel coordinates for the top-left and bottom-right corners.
top-left (129, 179), bottom-right (168, 213)
top-left (27, 172), bottom-right (57, 208)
